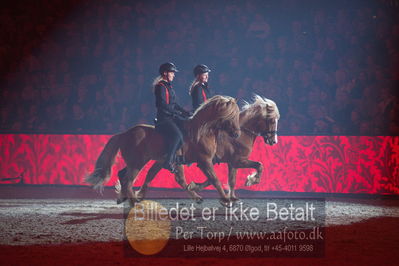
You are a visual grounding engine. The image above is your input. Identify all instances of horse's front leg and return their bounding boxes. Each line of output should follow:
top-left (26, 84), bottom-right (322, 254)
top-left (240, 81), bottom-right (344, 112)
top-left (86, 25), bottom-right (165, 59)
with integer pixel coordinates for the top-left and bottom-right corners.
top-left (231, 159), bottom-right (263, 187)
top-left (187, 180), bottom-right (211, 193)
top-left (197, 160), bottom-right (231, 207)
top-left (135, 161), bottom-right (163, 202)
top-left (174, 165), bottom-right (203, 204)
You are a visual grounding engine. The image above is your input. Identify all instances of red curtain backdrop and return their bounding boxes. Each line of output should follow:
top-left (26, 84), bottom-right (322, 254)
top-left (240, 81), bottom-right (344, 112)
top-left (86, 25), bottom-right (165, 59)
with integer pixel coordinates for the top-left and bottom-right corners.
top-left (1, 134), bottom-right (398, 194)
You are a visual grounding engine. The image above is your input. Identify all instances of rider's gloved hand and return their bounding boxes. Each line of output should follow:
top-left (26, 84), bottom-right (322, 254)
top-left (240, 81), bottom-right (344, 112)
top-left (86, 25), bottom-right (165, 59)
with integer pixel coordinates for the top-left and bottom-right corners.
top-left (172, 112), bottom-right (184, 120)
top-left (175, 112), bottom-right (189, 121)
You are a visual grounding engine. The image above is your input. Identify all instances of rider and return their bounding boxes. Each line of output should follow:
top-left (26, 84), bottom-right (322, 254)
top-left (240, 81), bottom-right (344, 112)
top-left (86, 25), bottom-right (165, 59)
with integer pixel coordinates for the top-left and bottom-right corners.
top-left (189, 64), bottom-right (212, 110)
top-left (154, 62), bottom-right (191, 173)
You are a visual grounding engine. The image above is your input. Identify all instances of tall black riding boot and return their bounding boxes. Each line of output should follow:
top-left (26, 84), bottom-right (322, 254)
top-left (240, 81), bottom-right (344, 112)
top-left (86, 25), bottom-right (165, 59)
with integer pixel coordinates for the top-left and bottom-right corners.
top-left (163, 137), bottom-right (182, 173)
top-left (118, 167), bottom-right (127, 179)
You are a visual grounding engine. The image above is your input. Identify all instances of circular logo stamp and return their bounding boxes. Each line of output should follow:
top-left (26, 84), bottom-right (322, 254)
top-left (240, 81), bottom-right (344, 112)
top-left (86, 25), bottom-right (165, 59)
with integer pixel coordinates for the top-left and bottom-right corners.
top-left (125, 200), bottom-right (171, 255)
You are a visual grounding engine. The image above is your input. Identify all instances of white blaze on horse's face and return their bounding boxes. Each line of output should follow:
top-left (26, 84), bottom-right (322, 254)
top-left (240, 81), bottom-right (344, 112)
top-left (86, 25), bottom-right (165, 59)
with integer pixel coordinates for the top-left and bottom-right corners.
top-left (273, 118), bottom-right (278, 145)
top-left (264, 117), bottom-right (278, 146)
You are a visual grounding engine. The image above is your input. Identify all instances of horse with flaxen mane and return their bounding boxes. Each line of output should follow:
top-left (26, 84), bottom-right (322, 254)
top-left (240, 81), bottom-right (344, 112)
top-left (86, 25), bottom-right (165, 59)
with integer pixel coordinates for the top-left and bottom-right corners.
top-left (85, 95), bottom-right (241, 206)
top-left (136, 95), bottom-right (279, 204)
top-left (187, 95), bottom-right (279, 200)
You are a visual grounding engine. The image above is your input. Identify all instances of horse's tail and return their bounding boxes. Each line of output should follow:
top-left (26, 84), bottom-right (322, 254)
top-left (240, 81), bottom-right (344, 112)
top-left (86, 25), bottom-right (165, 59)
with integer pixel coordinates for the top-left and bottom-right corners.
top-left (85, 134), bottom-right (121, 191)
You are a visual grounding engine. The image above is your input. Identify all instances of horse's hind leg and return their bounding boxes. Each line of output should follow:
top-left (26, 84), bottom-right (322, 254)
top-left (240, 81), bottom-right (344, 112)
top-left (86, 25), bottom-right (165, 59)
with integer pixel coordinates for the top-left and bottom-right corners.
top-left (116, 166), bottom-right (140, 204)
top-left (227, 164), bottom-right (239, 201)
top-left (136, 161), bottom-right (163, 202)
top-left (116, 167), bottom-right (129, 204)
top-left (198, 160), bottom-right (230, 207)
top-left (119, 167), bottom-right (140, 206)
top-left (174, 165), bottom-right (203, 204)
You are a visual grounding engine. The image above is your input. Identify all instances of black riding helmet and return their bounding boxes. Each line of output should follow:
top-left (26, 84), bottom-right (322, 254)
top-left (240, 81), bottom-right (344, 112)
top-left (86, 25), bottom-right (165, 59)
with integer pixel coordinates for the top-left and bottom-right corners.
top-left (193, 64), bottom-right (211, 76)
top-left (159, 62), bottom-right (179, 75)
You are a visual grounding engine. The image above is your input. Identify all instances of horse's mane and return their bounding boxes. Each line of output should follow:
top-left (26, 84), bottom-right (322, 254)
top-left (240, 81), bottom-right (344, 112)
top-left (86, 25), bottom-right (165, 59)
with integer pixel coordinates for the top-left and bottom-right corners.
top-left (189, 95), bottom-right (239, 142)
top-left (242, 94), bottom-right (280, 120)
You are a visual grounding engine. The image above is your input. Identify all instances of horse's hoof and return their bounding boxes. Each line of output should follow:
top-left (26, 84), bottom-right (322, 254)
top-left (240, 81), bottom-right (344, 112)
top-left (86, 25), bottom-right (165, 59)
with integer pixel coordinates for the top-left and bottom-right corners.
top-left (219, 199), bottom-right (233, 208)
top-left (245, 176), bottom-right (260, 186)
top-left (114, 180), bottom-right (121, 194)
top-left (245, 172), bottom-right (258, 186)
top-left (129, 198), bottom-right (138, 207)
top-left (135, 196), bottom-right (143, 203)
top-left (194, 197), bottom-right (203, 204)
top-left (116, 197), bottom-right (127, 204)
top-left (230, 196), bottom-right (240, 202)
top-left (230, 200), bottom-right (238, 208)
top-left (135, 192), bottom-right (144, 202)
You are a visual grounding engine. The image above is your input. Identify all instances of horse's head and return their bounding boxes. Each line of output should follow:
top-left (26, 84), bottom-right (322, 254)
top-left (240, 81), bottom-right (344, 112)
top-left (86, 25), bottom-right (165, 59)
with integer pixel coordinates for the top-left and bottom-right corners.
top-left (261, 115), bottom-right (279, 145)
top-left (191, 95), bottom-right (241, 141)
top-left (242, 95), bottom-right (280, 146)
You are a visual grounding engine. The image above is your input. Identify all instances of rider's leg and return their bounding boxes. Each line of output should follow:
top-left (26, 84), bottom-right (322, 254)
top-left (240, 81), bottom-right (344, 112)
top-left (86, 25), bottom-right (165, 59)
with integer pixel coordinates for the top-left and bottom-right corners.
top-left (136, 161), bottom-right (163, 201)
top-left (162, 120), bottom-right (183, 172)
top-left (118, 167), bottom-right (127, 179)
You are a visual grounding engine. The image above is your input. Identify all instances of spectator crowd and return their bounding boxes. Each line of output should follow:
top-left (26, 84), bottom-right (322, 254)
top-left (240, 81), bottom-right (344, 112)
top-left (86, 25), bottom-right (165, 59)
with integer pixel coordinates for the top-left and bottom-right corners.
top-left (0, 0), bottom-right (398, 135)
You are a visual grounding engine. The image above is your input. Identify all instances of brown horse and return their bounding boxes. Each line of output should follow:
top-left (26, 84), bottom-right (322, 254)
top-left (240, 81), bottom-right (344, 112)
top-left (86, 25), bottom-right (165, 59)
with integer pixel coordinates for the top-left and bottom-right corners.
top-left (136, 95), bottom-right (279, 204)
top-left (85, 95), bottom-right (241, 206)
top-left (186, 95), bottom-right (280, 200)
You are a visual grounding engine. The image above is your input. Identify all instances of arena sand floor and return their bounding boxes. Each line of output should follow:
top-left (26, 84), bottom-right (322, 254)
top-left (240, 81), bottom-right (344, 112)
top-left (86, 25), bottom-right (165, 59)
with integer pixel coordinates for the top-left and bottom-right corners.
top-left (0, 185), bottom-right (398, 265)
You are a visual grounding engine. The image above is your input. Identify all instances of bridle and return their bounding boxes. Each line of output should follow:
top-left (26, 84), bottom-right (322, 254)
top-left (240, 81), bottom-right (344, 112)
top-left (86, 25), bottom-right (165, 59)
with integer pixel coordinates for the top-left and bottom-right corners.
top-left (242, 127), bottom-right (277, 139)
top-left (241, 127), bottom-right (259, 137)
top-left (240, 107), bottom-right (279, 144)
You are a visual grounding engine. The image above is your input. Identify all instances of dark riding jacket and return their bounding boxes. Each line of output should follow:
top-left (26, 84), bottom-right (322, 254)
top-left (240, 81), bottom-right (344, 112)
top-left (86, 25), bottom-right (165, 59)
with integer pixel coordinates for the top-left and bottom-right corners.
top-left (191, 82), bottom-right (211, 110)
top-left (154, 80), bottom-right (189, 122)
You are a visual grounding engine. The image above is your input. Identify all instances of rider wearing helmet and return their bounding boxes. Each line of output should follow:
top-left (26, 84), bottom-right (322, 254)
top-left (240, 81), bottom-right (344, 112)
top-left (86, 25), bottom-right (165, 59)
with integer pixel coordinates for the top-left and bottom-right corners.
top-left (154, 62), bottom-right (190, 173)
top-left (117, 62), bottom-right (188, 180)
top-left (189, 64), bottom-right (212, 110)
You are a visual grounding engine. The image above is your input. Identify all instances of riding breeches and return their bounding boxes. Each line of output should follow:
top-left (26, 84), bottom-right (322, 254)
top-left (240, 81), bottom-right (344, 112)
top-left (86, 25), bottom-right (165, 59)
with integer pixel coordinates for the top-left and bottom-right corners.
top-left (156, 119), bottom-right (184, 159)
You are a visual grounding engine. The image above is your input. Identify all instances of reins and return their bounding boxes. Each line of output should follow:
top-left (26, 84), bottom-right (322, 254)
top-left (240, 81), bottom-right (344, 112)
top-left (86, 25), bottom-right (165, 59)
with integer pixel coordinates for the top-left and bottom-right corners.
top-left (241, 126), bottom-right (277, 138)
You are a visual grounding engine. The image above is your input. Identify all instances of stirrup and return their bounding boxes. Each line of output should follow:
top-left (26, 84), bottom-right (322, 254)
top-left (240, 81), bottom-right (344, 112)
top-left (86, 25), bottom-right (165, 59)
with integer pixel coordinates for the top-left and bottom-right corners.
top-left (212, 156), bottom-right (221, 165)
top-left (163, 162), bottom-right (177, 174)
